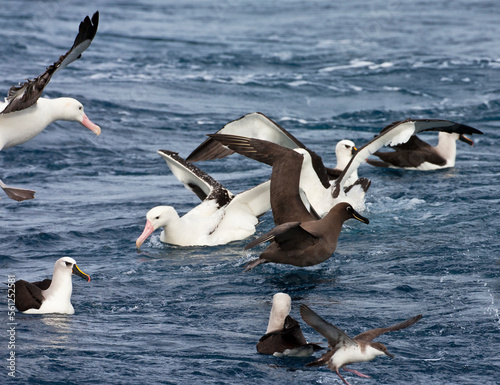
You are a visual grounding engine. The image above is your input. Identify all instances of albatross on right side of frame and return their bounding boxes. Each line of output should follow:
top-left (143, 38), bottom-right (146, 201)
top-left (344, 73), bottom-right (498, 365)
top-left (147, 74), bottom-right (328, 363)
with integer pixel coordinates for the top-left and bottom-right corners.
top-left (366, 130), bottom-right (481, 170)
top-left (300, 304), bottom-right (422, 385)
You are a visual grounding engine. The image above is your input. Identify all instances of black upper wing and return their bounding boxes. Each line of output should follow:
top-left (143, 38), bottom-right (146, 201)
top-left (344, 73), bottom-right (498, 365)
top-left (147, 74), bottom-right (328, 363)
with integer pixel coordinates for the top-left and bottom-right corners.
top-left (2, 11), bottom-right (99, 115)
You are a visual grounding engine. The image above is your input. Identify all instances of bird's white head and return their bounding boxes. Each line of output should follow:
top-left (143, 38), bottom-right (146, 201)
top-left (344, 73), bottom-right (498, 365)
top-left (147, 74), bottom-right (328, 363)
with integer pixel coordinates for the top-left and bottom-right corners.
top-left (136, 206), bottom-right (177, 249)
top-left (53, 256), bottom-right (91, 282)
top-left (335, 140), bottom-right (356, 169)
top-left (58, 97), bottom-right (101, 136)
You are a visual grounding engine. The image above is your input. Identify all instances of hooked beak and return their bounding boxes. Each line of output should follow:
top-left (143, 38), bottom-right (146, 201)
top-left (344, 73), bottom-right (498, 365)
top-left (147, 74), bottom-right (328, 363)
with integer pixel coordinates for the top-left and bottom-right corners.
top-left (72, 264), bottom-right (91, 282)
top-left (136, 220), bottom-right (155, 249)
top-left (351, 146), bottom-right (358, 156)
top-left (385, 351), bottom-right (395, 358)
top-left (81, 113), bottom-right (101, 136)
top-left (458, 134), bottom-right (474, 146)
top-left (352, 208), bottom-right (369, 224)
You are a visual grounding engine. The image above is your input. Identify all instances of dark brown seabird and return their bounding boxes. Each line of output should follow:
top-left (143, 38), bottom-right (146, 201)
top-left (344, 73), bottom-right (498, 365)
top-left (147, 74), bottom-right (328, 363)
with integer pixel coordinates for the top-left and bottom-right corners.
top-left (300, 304), bottom-right (422, 385)
top-left (257, 293), bottom-right (323, 357)
top-left (208, 134), bottom-right (369, 270)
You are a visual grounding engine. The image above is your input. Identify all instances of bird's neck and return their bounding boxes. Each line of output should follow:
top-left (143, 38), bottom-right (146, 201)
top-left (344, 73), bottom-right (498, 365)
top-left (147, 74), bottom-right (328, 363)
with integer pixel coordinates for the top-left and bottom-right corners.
top-left (434, 133), bottom-right (457, 164)
top-left (44, 269), bottom-right (72, 302)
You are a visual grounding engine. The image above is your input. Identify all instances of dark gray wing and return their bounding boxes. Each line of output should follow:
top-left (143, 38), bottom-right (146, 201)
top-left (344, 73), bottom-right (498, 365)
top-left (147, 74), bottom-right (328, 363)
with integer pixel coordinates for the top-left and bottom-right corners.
top-left (2, 11), bottom-right (99, 115)
top-left (208, 134), bottom-right (318, 224)
top-left (300, 304), bottom-right (357, 349)
top-left (14, 279), bottom-right (48, 312)
top-left (245, 221), bottom-right (316, 250)
top-left (32, 279), bottom-right (52, 290)
top-left (354, 314), bottom-right (423, 342)
top-left (157, 150), bottom-right (233, 207)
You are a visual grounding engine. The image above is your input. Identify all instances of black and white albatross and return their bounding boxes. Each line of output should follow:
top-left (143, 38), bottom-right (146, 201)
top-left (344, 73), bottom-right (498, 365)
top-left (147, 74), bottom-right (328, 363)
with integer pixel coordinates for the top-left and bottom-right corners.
top-left (257, 293), bottom-right (323, 357)
top-left (0, 11), bottom-right (101, 201)
top-left (14, 257), bottom-right (90, 314)
top-left (300, 304), bottom-right (422, 385)
top-left (208, 134), bottom-right (370, 270)
top-left (366, 128), bottom-right (482, 170)
top-left (136, 150), bottom-right (271, 248)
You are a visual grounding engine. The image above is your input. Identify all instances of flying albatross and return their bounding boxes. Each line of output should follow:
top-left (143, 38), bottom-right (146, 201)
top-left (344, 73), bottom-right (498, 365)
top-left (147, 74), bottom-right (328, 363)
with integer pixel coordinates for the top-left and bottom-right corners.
top-left (0, 11), bottom-right (101, 201)
top-left (208, 134), bottom-right (370, 270)
top-left (136, 150), bottom-right (271, 248)
top-left (14, 257), bottom-right (90, 314)
top-left (257, 293), bottom-right (323, 357)
top-left (366, 129), bottom-right (482, 170)
top-left (300, 304), bottom-right (422, 385)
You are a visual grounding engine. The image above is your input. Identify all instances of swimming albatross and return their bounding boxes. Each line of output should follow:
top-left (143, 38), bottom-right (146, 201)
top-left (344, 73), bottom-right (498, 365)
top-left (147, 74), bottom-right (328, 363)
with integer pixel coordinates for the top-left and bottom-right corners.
top-left (366, 130), bottom-right (482, 170)
top-left (14, 257), bottom-right (90, 314)
top-left (0, 11), bottom-right (101, 201)
top-left (257, 293), bottom-right (323, 357)
top-left (136, 150), bottom-right (271, 248)
top-left (300, 305), bottom-right (422, 385)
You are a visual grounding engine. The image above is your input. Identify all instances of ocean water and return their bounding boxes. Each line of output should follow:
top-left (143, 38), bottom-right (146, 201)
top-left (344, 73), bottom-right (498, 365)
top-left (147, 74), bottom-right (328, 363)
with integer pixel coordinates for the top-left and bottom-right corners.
top-left (1, 0), bottom-right (499, 384)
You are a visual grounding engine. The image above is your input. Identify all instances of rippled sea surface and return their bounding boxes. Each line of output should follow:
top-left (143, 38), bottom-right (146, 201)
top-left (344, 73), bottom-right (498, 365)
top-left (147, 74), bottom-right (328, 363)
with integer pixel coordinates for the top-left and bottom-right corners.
top-left (1, 1), bottom-right (499, 384)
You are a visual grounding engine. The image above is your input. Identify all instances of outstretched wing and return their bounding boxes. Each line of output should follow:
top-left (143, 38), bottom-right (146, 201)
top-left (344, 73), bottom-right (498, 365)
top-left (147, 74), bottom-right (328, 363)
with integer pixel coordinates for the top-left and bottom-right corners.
top-left (2, 11), bottom-right (99, 115)
top-left (354, 314), bottom-right (423, 342)
top-left (157, 150), bottom-right (233, 207)
top-left (187, 112), bottom-right (305, 162)
top-left (300, 304), bottom-right (357, 349)
top-left (333, 119), bottom-right (483, 197)
top-left (191, 113), bottom-right (331, 187)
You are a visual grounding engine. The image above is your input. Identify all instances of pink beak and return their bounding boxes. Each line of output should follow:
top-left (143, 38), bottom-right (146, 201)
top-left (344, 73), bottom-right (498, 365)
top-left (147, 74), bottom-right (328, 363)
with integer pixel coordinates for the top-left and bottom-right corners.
top-left (136, 220), bottom-right (155, 249)
top-left (81, 113), bottom-right (101, 136)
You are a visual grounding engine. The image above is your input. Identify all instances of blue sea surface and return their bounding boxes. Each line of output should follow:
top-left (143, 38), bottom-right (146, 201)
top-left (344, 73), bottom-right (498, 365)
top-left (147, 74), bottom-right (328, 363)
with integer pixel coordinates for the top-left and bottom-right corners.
top-left (1, 1), bottom-right (499, 384)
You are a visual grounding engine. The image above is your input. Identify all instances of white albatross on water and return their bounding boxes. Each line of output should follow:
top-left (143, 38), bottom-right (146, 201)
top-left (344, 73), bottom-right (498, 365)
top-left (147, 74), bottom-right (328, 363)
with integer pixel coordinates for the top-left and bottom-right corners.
top-left (136, 150), bottom-right (271, 248)
top-left (0, 11), bottom-right (101, 201)
top-left (14, 257), bottom-right (90, 315)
